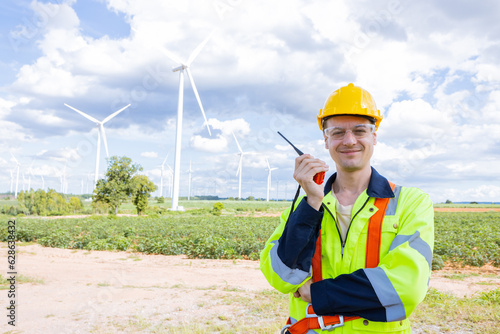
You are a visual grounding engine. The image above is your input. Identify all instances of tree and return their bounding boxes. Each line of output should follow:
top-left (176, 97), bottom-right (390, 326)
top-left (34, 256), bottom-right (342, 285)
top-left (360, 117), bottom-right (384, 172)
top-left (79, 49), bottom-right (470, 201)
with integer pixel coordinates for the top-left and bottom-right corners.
top-left (93, 156), bottom-right (142, 214)
top-left (131, 175), bottom-right (157, 215)
top-left (68, 197), bottom-right (83, 214)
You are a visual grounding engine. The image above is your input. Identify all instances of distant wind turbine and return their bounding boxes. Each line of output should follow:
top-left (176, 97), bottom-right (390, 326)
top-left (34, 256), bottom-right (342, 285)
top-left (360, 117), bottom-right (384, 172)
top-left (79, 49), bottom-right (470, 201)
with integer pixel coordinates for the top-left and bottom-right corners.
top-left (9, 169), bottom-right (14, 195)
top-left (160, 152), bottom-right (170, 198)
top-left (160, 32), bottom-right (214, 211)
top-left (27, 160), bottom-right (34, 191)
top-left (232, 131), bottom-right (246, 200)
top-left (166, 163), bottom-right (174, 199)
top-left (265, 158), bottom-right (278, 202)
top-left (10, 153), bottom-right (20, 198)
top-left (64, 103), bottom-right (131, 186)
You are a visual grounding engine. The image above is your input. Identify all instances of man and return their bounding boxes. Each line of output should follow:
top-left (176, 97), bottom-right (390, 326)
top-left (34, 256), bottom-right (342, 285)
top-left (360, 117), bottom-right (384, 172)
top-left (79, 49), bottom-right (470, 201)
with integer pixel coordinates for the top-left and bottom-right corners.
top-left (260, 83), bottom-right (434, 333)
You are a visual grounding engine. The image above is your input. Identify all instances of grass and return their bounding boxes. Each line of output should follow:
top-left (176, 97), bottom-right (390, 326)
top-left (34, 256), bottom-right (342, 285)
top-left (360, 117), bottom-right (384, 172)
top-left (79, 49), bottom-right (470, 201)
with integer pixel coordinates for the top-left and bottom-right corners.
top-left (412, 288), bottom-right (500, 334)
top-left (434, 203), bottom-right (500, 208)
top-left (3, 199), bottom-right (499, 333)
top-left (82, 286), bottom-right (500, 333)
top-left (443, 273), bottom-right (480, 280)
top-left (0, 274), bottom-right (45, 289)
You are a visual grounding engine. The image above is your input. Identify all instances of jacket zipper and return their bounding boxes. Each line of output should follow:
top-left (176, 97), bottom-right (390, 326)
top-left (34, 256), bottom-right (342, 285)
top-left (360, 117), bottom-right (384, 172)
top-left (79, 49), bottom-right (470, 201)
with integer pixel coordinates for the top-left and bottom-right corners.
top-left (322, 197), bottom-right (370, 255)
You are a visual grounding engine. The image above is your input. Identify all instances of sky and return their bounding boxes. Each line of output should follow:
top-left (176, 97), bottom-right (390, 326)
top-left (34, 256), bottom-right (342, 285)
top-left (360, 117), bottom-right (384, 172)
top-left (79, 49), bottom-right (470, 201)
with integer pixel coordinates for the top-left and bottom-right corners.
top-left (1, 0), bottom-right (500, 203)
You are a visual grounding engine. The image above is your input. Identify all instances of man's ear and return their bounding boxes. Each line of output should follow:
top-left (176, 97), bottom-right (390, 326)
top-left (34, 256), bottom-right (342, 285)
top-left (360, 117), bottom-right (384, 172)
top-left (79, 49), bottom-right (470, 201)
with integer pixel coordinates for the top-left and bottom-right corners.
top-left (324, 135), bottom-right (329, 149)
top-left (373, 132), bottom-right (377, 145)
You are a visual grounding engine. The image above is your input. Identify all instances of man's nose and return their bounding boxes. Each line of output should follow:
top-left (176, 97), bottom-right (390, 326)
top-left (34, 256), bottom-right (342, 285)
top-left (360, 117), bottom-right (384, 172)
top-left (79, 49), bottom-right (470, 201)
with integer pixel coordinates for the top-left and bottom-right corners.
top-left (342, 130), bottom-right (357, 145)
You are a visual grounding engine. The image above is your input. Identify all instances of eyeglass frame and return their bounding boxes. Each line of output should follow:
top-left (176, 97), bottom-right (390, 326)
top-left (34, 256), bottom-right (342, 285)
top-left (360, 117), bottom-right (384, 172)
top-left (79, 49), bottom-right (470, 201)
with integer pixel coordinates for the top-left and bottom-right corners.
top-left (323, 123), bottom-right (376, 140)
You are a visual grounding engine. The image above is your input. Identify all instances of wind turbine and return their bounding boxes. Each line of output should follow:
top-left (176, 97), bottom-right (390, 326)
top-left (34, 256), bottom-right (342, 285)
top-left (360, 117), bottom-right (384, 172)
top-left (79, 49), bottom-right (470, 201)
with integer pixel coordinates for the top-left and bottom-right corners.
top-left (166, 164), bottom-right (174, 198)
top-left (265, 158), bottom-right (278, 202)
top-left (160, 152), bottom-right (170, 198)
top-left (10, 153), bottom-right (20, 198)
top-left (27, 160), bottom-right (34, 191)
top-left (232, 131), bottom-right (247, 200)
top-left (64, 103), bottom-right (131, 186)
top-left (160, 32), bottom-right (214, 211)
top-left (9, 169), bottom-right (14, 195)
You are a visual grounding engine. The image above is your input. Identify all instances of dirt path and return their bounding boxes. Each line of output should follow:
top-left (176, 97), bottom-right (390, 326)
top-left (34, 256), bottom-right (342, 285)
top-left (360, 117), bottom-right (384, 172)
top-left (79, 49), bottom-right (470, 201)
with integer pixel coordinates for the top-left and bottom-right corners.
top-left (2, 243), bottom-right (499, 333)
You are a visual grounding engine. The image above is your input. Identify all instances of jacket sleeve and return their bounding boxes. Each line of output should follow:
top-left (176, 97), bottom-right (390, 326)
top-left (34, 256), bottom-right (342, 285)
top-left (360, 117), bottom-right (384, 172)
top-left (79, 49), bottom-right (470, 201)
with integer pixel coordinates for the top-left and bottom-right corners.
top-left (260, 197), bottom-right (323, 294)
top-left (311, 187), bottom-right (434, 322)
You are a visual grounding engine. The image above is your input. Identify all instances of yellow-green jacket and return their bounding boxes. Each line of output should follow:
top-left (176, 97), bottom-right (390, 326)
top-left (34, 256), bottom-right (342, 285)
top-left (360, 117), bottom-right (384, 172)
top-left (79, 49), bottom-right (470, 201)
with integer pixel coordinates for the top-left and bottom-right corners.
top-left (260, 168), bottom-right (434, 333)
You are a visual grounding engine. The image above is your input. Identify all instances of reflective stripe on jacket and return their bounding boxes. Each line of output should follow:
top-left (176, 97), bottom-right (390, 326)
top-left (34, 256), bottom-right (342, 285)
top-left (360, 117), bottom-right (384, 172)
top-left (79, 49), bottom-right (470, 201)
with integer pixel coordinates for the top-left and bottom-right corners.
top-left (260, 168), bottom-right (434, 333)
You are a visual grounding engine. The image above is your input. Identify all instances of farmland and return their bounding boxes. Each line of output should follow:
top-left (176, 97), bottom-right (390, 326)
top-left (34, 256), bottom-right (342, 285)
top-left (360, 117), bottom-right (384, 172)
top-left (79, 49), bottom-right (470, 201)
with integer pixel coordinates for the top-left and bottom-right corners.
top-left (3, 205), bottom-right (500, 269)
top-left (1, 200), bottom-right (500, 333)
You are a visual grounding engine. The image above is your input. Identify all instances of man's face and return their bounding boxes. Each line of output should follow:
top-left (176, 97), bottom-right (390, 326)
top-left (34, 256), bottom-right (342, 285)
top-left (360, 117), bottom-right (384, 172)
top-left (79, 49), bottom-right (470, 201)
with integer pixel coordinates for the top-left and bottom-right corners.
top-left (323, 115), bottom-right (377, 173)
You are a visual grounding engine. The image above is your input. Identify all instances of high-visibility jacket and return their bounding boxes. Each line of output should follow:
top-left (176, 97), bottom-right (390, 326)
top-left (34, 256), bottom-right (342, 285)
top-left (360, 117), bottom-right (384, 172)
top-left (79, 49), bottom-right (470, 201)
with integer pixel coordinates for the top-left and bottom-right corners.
top-left (260, 168), bottom-right (434, 333)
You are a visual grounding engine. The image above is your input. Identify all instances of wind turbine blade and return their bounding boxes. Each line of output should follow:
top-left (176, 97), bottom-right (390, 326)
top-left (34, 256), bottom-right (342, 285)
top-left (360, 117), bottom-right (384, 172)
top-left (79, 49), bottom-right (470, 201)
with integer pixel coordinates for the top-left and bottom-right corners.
top-left (64, 103), bottom-right (100, 123)
top-left (162, 152), bottom-right (170, 166)
top-left (186, 31), bottom-right (214, 66)
top-left (103, 104), bottom-right (130, 124)
top-left (10, 152), bottom-right (20, 165)
top-left (185, 68), bottom-right (211, 135)
top-left (231, 131), bottom-right (243, 153)
top-left (100, 124), bottom-right (110, 158)
top-left (266, 158), bottom-right (271, 170)
top-left (160, 46), bottom-right (184, 65)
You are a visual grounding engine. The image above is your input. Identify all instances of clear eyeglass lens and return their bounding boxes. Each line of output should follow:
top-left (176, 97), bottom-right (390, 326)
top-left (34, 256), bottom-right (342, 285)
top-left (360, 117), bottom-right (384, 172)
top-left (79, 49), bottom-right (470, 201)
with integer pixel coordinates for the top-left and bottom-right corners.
top-left (324, 124), bottom-right (375, 140)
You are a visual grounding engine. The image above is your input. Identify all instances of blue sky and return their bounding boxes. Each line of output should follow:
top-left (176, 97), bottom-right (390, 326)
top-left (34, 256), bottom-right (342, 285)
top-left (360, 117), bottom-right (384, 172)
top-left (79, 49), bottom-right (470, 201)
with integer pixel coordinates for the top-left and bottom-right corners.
top-left (1, 0), bottom-right (500, 203)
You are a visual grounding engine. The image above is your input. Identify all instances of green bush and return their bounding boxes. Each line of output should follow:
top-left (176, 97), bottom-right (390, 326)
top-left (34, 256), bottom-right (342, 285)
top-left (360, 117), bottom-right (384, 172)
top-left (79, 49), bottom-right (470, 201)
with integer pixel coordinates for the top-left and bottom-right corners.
top-left (212, 202), bottom-right (224, 216)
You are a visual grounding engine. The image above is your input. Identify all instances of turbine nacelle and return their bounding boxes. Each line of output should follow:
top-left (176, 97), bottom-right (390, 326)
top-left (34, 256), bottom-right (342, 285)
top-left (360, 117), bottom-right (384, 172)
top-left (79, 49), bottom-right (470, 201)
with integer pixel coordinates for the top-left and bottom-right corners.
top-left (172, 64), bottom-right (188, 72)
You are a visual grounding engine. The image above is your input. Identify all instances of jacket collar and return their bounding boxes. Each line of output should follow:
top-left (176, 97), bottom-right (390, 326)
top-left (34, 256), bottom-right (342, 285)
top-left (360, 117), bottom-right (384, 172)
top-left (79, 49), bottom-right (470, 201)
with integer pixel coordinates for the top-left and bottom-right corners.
top-left (323, 167), bottom-right (394, 199)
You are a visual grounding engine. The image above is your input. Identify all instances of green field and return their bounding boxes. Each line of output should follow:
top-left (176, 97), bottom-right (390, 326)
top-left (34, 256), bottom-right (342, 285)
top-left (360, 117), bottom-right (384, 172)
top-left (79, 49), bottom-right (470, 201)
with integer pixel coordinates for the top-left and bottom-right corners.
top-left (2, 201), bottom-right (500, 268)
top-left (1, 200), bottom-right (499, 333)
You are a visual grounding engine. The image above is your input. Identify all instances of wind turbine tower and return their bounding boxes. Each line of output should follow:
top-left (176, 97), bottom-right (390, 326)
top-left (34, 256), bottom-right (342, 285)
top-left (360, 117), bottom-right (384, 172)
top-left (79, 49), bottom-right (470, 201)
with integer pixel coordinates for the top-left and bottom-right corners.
top-left (232, 131), bottom-right (246, 200)
top-left (265, 158), bottom-right (278, 202)
top-left (10, 153), bottom-right (20, 199)
top-left (65, 103), bottom-right (131, 186)
top-left (160, 152), bottom-right (170, 198)
top-left (160, 33), bottom-right (214, 211)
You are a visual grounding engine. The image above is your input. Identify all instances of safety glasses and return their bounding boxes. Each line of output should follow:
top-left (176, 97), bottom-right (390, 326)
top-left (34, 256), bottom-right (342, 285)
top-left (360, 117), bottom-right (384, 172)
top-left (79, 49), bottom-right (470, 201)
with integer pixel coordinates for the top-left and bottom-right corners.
top-left (323, 124), bottom-right (376, 140)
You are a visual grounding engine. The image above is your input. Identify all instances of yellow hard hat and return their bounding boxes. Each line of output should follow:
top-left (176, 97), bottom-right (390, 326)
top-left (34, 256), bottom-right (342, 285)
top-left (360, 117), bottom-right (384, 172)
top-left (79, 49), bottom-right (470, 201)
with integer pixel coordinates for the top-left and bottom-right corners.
top-left (317, 83), bottom-right (382, 130)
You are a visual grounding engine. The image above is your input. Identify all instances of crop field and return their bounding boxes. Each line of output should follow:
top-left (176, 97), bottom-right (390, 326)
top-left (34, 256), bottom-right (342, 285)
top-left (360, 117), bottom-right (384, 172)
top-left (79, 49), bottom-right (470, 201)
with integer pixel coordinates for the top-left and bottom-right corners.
top-left (2, 207), bottom-right (500, 269)
top-left (1, 201), bottom-right (500, 333)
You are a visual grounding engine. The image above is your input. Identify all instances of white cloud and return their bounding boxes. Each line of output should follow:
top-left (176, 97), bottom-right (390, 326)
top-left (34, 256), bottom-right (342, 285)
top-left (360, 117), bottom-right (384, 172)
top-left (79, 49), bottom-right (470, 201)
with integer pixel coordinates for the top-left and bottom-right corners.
top-left (2, 1), bottom-right (500, 200)
top-left (190, 118), bottom-right (250, 153)
top-left (141, 151), bottom-right (158, 158)
top-left (0, 98), bottom-right (16, 118)
top-left (379, 99), bottom-right (455, 141)
top-left (190, 134), bottom-right (228, 153)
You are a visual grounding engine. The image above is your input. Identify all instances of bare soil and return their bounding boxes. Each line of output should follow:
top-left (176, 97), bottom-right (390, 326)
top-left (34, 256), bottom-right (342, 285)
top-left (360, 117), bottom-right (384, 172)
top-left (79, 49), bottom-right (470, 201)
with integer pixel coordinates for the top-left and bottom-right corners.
top-left (2, 243), bottom-right (499, 333)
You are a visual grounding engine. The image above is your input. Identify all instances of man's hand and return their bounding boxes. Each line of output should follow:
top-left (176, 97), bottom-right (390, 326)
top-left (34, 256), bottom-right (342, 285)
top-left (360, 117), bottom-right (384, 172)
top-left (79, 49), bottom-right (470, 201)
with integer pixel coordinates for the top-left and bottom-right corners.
top-left (294, 154), bottom-right (329, 210)
top-left (293, 279), bottom-right (312, 303)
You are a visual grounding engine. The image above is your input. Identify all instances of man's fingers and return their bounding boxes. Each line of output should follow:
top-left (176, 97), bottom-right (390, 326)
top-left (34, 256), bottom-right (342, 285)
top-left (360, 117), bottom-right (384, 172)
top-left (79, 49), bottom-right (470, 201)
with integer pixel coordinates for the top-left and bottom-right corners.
top-left (293, 291), bottom-right (301, 298)
top-left (294, 155), bottom-right (329, 182)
